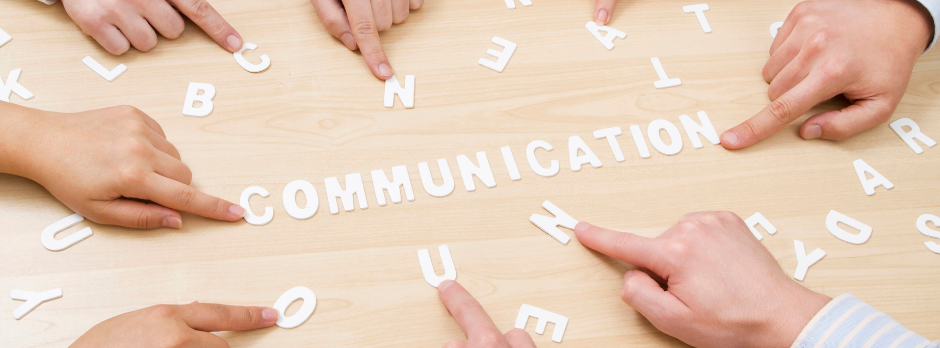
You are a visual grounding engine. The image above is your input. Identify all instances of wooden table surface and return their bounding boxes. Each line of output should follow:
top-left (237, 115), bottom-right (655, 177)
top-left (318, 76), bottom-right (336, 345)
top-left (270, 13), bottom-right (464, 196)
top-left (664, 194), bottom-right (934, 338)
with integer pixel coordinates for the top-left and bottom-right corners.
top-left (2, 0), bottom-right (939, 346)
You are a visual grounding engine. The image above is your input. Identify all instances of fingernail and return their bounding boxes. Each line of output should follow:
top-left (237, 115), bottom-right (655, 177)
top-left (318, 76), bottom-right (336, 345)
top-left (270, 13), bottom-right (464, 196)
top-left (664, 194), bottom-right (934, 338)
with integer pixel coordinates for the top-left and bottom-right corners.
top-left (720, 131), bottom-right (738, 145)
top-left (438, 280), bottom-right (454, 291)
top-left (575, 222), bottom-right (591, 233)
top-left (229, 204), bottom-right (246, 218)
top-left (378, 63), bottom-right (393, 79)
top-left (625, 270), bottom-right (635, 281)
top-left (163, 216), bottom-right (182, 229)
top-left (595, 9), bottom-right (608, 24)
top-left (804, 125), bottom-right (822, 139)
top-left (226, 35), bottom-right (242, 52)
top-left (262, 308), bottom-right (279, 322)
top-left (341, 33), bottom-right (356, 50)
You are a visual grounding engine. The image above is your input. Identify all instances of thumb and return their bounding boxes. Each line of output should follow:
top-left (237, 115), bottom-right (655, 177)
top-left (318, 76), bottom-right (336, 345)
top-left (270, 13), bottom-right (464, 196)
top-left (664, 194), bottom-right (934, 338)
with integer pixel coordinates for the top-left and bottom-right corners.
top-left (620, 271), bottom-right (689, 333)
top-left (89, 199), bottom-right (183, 229)
top-left (179, 302), bottom-right (279, 332)
top-left (799, 98), bottom-right (894, 141)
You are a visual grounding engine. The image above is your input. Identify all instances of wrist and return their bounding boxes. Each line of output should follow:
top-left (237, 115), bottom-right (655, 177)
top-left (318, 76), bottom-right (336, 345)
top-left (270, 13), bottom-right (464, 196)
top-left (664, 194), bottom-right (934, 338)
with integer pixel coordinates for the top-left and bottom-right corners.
top-left (0, 103), bottom-right (50, 179)
top-left (899, 0), bottom-right (935, 51)
top-left (755, 284), bottom-right (831, 348)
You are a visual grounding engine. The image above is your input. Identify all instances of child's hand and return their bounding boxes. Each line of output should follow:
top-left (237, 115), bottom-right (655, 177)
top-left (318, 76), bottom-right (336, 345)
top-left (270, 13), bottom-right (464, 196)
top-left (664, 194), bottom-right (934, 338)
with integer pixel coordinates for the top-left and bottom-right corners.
top-left (437, 280), bottom-right (536, 348)
top-left (70, 302), bottom-right (278, 348)
top-left (60, 0), bottom-right (243, 55)
top-left (310, 0), bottom-right (423, 80)
top-left (576, 212), bottom-right (831, 348)
top-left (721, 0), bottom-right (934, 149)
top-left (6, 104), bottom-right (245, 229)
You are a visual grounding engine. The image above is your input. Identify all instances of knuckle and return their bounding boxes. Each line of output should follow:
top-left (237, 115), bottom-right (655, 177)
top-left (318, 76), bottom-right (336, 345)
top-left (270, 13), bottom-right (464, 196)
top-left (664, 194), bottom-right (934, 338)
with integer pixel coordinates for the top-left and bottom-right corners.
top-left (163, 330), bottom-right (193, 347)
top-left (148, 304), bottom-right (176, 319)
top-left (806, 30), bottom-right (830, 51)
top-left (353, 21), bottom-right (377, 36)
top-left (175, 188), bottom-right (199, 208)
top-left (135, 210), bottom-right (154, 229)
top-left (117, 165), bottom-right (147, 187)
top-left (664, 239), bottom-right (691, 259)
top-left (767, 99), bottom-right (794, 124)
top-left (189, 0), bottom-right (212, 21)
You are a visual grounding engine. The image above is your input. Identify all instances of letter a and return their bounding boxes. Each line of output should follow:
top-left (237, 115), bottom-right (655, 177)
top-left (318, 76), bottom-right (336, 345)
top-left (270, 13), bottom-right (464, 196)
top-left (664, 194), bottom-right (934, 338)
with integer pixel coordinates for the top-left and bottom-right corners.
top-left (529, 200), bottom-right (578, 244)
top-left (585, 21), bottom-right (626, 50)
top-left (852, 159), bottom-right (893, 196)
top-left (384, 75), bottom-right (415, 108)
top-left (182, 82), bottom-right (216, 117)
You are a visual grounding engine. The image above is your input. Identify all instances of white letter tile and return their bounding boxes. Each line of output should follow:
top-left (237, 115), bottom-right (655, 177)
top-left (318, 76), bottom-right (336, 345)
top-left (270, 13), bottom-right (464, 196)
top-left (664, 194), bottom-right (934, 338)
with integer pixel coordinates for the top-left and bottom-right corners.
top-left (479, 37), bottom-right (517, 73)
top-left (417, 245), bottom-right (457, 287)
top-left (418, 159), bottom-right (456, 198)
top-left (11, 288), bottom-right (62, 320)
top-left (647, 119), bottom-right (683, 155)
top-left (241, 186), bottom-right (274, 226)
top-left (826, 210), bottom-right (872, 245)
top-left (744, 212), bottom-right (777, 241)
top-left (529, 200), bottom-right (577, 245)
top-left (181, 82), bottom-right (216, 117)
top-left (852, 159), bottom-right (893, 196)
top-left (585, 21), bottom-right (626, 50)
top-left (793, 240), bottom-right (825, 281)
top-left (917, 214), bottom-right (940, 254)
top-left (234, 43), bottom-right (271, 73)
top-left (650, 58), bottom-right (681, 89)
top-left (283, 180), bottom-right (319, 220)
top-left (683, 4), bottom-right (712, 33)
top-left (514, 304), bottom-right (569, 343)
top-left (890, 118), bottom-right (935, 154)
top-left (82, 56), bottom-right (126, 82)
top-left (384, 75), bottom-right (415, 108)
top-left (41, 213), bottom-right (92, 252)
top-left (272, 286), bottom-right (316, 329)
top-left (1, 69), bottom-right (34, 102)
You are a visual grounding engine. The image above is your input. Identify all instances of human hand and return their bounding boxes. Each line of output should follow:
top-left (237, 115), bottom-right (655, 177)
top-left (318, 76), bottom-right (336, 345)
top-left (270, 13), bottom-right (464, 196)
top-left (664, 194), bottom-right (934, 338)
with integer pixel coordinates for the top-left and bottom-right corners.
top-left (70, 302), bottom-right (278, 348)
top-left (437, 280), bottom-right (535, 348)
top-left (8, 104), bottom-right (245, 229)
top-left (575, 212), bottom-right (832, 348)
top-left (310, 0), bottom-right (424, 80)
top-left (61, 0), bottom-right (243, 55)
top-left (720, 0), bottom-right (935, 149)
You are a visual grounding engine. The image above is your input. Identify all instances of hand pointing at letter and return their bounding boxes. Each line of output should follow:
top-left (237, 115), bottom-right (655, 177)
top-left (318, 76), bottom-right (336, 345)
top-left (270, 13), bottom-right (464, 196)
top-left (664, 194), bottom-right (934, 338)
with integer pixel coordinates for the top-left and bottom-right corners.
top-left (720, 0), bottom-right (934, 149)
top-left (310, 0), bottom-right (424, 80)
top-left (437, 280), bottom-right (536, 348)
top-left (61, 0), bottom-right (243, 55)
top-left (575, 212), bottom-right (831, 348)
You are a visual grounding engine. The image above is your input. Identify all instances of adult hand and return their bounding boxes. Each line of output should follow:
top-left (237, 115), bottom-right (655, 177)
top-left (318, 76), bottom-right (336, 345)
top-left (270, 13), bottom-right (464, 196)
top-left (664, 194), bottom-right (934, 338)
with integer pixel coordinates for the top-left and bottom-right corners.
top-left (575, 212), bottom-right (832, 348)
top-left (720, 0), bottom-right (935, 149)
top-left (310, 0), bottom-right (424, 80)
top-left (70, 302), bottom-right (278, 348)
top-left (61, 0), bottom-right (243, 55)
top-left (4, 104), bottom-right (245, 229)
top-left (437, 280), bottom-right (536, 348)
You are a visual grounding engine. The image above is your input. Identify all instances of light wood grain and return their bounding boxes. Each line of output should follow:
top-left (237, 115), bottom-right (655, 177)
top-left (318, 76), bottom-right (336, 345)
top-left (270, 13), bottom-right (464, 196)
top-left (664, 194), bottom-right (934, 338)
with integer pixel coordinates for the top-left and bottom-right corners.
top-left (1, 0), bottom-right (939, 346)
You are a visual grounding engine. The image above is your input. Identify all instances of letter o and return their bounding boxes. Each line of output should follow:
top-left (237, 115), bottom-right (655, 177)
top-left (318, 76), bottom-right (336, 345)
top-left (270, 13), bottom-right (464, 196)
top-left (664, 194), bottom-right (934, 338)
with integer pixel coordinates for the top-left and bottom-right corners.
top-left (283, 180), bottom-right (319, 220)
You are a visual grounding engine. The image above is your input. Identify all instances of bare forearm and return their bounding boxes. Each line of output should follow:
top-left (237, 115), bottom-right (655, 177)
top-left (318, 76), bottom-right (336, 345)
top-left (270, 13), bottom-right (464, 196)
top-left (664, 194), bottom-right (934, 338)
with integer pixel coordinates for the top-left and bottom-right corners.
top-left (0, 102), bottom-right (43, 178)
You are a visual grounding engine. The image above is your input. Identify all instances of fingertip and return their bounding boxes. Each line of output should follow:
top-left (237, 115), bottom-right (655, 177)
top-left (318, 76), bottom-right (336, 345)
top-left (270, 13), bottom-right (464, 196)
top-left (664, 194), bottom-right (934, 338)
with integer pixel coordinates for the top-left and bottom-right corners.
top-left (225, 34), bottom-right (243, 53)
top-left (719, 130), bottom-right (741, 150)
top-left (438, 280), bottom-right (455, 293)
top-left (595, 9), bottom-right (609, 25)
top-left (163, 216), bottom-right (182, 229)
top-left (802, 124), bottom-right (822, 140)
top-left (228, 204), bottom-right (246, 220)
top-left (341, 33), bottom-right (357, 50)
top-left (261, 307), bottom-right (279, 325)
top-left (575, 222), bottom-right (591, 233)
top-left (377, 62), bottom-right (393, 80)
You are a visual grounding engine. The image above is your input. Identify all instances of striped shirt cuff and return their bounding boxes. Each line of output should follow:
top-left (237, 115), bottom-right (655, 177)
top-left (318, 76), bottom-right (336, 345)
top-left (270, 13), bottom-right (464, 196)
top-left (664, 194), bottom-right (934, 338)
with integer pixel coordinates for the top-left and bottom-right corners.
top-left (791, 294), bottom-right (938, 348)
top-left (918, 0), bottom-right (940, 52)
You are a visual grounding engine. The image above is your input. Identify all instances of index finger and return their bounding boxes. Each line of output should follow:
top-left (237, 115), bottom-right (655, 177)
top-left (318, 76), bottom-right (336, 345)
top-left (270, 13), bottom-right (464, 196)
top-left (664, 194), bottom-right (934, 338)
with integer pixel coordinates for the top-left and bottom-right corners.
top-left (170, 0), bottom-right (244, 52)
top-left (720, 72), bottom-right (837, 150)
top-left (340, 0), bottom-right (394, 79)
top-left (178, 302), bottom-right (278, 332)
top-left (574, 222), bottom-right (671, 276)
top-left (438, 280), bottom-right (507, 343)
top-left (594, 0), bottom-right (616, 25)
top-left (143, 173), bottom-right (246, 222)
